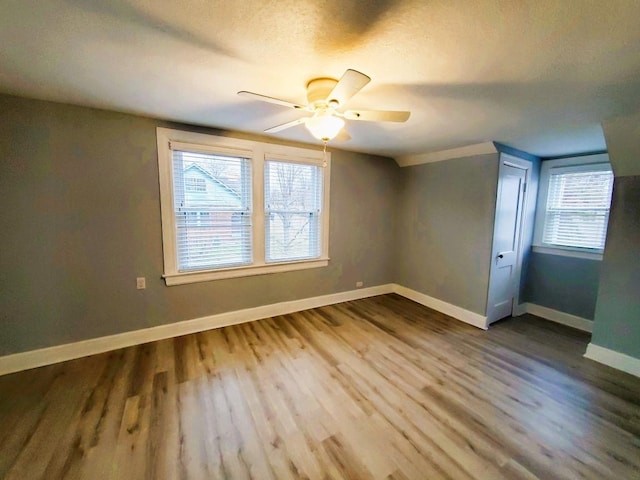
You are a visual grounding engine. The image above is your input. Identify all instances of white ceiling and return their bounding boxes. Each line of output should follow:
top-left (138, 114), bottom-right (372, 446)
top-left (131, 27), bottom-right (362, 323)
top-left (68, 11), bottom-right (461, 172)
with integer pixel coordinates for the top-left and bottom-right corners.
top-left (1, 0), bottom-right (639, 159)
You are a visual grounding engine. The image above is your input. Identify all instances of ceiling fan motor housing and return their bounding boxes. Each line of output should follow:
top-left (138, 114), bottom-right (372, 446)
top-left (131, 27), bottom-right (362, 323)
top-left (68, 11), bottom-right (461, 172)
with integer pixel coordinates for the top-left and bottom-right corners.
top-left (306, 78), bottom-right (339, 107)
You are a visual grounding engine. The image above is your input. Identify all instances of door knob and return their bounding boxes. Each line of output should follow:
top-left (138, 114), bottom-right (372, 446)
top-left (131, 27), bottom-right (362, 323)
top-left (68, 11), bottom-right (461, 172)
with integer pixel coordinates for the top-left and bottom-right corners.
top-left (497, 254), bottom-right (504, 259)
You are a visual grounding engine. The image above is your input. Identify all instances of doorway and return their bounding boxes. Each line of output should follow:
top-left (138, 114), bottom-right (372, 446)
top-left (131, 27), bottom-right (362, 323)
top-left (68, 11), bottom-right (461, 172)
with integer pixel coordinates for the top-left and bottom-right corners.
top-left (486, 154), bottom-right (532, 325)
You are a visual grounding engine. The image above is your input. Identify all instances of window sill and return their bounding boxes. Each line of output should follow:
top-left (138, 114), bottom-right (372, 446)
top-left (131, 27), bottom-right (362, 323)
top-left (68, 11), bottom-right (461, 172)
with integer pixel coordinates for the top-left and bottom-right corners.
top-left (163, 258), bottom-right (330, 286)
top-left (532, 245), bottom-right (603, 261)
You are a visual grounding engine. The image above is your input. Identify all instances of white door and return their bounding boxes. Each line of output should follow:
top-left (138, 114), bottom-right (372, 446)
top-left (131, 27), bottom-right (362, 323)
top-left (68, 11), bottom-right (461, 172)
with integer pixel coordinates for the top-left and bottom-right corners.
top-left (486, 157), bottom-right (529, 324)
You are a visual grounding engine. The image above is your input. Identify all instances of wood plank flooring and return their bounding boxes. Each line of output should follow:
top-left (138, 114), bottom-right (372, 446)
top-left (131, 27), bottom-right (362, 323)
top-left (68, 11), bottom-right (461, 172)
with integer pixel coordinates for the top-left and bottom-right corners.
top-left (1, 294), bottom-right (639, 479)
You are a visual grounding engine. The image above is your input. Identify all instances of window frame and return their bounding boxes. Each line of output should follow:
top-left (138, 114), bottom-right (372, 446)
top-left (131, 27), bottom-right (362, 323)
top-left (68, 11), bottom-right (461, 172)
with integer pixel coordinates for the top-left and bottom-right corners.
top-left (264, 158), bottom-right (323, 264)
top-left (173, 150), bottom-right (253, 272)
top-left (533, 153), bottom-right (613, 260)
top-left (157, 128), bottom-right (330, 286)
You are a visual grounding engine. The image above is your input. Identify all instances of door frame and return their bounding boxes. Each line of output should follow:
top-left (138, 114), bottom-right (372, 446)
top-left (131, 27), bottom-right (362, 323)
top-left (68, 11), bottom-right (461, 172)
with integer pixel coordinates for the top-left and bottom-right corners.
top-left (486, 153), bottom-right (533, 324)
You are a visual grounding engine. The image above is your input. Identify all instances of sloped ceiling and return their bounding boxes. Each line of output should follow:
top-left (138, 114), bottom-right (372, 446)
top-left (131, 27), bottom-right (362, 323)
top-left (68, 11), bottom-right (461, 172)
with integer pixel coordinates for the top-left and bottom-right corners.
top-left (1, 0), bottom-right (639, 159)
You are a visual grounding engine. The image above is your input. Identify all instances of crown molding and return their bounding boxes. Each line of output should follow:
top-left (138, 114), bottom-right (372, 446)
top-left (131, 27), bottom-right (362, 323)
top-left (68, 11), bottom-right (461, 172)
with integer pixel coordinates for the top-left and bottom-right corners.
top-left (395, 142), bottom-right (498, 167)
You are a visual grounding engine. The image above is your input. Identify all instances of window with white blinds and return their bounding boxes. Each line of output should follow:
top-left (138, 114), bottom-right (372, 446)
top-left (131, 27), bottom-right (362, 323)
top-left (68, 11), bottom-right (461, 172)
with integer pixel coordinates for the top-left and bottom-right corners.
top-left (172, 149), bottom-right (252, 271)
top-left (535, 156), bottom-right (613, 255)
top-left (265, 160), bottom-right (322, 262)
top-left (156, 128), bottom-right (330, 285)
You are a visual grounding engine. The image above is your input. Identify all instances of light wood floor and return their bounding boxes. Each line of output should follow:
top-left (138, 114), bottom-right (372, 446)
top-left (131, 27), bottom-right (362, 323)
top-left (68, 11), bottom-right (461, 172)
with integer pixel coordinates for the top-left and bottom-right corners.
top-left (1, 294), bottom-right (639, 479)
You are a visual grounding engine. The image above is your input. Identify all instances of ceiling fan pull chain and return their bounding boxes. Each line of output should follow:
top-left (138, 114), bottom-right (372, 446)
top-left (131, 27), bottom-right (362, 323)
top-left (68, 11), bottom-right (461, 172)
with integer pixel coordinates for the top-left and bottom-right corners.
top-left (322, 140), bottom-right (328, 168)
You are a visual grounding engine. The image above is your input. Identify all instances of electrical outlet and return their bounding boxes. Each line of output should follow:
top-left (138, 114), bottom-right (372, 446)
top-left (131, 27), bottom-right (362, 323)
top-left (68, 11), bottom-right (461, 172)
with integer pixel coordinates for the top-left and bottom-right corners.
top-left (136, 277), bottom-right (146, 289)
top-left (356, 281), bottom-right (364, 288)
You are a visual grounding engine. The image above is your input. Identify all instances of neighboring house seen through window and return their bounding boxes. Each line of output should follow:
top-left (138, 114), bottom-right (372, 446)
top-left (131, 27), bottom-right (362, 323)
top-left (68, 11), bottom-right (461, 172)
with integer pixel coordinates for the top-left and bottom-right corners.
top-left (157, 128), bottom-right (330, 285)
top-left (174, 152), bottom-right (252, 271)
top-left (533, 154), bottom-right (613, 258)
top-left (184, 176), bottom-right (207, 193)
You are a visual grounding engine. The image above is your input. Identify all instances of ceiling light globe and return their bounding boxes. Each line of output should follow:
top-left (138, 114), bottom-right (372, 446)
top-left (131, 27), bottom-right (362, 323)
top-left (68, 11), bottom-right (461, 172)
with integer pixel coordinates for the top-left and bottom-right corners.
top-left (305, 115), bottom-right (345, 141)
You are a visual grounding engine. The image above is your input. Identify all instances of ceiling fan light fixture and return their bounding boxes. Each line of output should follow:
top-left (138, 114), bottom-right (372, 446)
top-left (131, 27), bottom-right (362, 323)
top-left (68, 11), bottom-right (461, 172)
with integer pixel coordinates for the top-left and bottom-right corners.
top-left (305, 114), bottom-right (345, 141)
top-left (239, 69), bottom-right (410, 141)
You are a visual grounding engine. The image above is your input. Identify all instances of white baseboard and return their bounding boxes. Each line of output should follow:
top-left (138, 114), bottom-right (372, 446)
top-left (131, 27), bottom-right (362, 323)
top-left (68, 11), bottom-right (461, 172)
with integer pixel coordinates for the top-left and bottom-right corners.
top-left (584, 343), bottom-right (640, 378)
top-left (522, 303), bottom-right (593, 333)
top-left (0, 284), bottom-right (394, 376)
top-left (391, 284), bottom-right (488, 330)
top-left (0, 283), bottom-right (492, 376)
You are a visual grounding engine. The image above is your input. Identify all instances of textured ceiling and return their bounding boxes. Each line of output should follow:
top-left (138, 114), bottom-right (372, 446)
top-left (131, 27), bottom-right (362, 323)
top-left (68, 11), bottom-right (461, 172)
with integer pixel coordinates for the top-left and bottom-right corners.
top-left (1, 0), bottom-right (639, 159)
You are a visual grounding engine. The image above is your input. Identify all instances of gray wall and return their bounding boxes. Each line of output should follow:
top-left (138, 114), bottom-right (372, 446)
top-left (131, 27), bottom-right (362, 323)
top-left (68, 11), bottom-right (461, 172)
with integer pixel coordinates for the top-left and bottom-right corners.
top-left (4, 92), bottom-right (636, 361)
top-left (591, 175), bottom-right (640, 358)
top-left (522, 253), bottom-right (601, 319)
top-left (590, 112), bottom-right (640, 360)
top-left (0, 94), bottom-right (400, 355)
top-left (395, 154), bottom-right (499, 315)
top-left (602, 112), bottom-right (640, 177)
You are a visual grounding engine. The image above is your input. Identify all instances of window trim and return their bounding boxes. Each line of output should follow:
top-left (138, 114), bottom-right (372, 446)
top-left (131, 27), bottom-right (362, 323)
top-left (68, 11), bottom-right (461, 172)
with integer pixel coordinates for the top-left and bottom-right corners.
top-left (156, 128), bottom-right (330, 286)
top-left (533, 153), bottom-right (612, 260)
top-left (264, 159), bottom-right (323, 264)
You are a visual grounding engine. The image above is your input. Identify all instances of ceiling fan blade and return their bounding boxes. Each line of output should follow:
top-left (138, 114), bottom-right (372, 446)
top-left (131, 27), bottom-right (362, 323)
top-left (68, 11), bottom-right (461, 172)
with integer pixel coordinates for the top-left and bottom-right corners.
top-left (238, 91), bottom-right (305, 110)
top-left (343, 109), bottom-right (411, 122)
top-left (264, 117), bottom-right (307, 133)
top-left (326, 69), bottom-right (371, 107)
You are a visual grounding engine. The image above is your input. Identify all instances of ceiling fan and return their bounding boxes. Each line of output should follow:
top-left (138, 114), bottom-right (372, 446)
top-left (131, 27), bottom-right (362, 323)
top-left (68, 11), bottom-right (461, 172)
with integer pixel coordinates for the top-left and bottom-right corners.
top-left (238, 69), bottom-right (410, 142)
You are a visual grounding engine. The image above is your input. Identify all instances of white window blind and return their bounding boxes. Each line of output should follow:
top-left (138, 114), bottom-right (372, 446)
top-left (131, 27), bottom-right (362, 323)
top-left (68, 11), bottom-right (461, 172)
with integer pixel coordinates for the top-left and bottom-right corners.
top-left (542, 167), bottom-right (613, 250)
top-left (265, 160), bottom-right (322, 262)
top-left (172, 149), bottom-right (252, 271)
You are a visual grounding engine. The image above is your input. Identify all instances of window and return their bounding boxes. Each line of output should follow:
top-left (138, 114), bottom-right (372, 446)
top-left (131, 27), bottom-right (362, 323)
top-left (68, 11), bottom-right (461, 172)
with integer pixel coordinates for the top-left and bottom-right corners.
top-left (265, 160), bottom-right (322, 262)
top-left (156, 128), bottom-right (330, 285)
top-left (173, 150), bottom-right (252, 271)
top-left (534, 154), bottom-right (613, 258)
